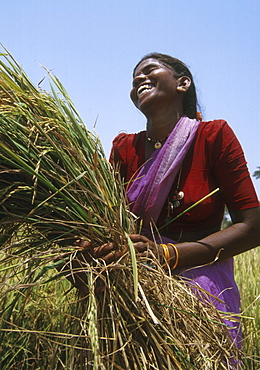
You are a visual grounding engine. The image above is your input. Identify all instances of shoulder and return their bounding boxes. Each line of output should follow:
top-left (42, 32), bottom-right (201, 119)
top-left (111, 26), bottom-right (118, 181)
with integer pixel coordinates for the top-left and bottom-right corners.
top-left (197, 119), bottom-right (231, 136)
top-left (110, 130), bottom-right (146, 164)
top-left (197, 119), bottom-right (238, 148)
top-left (112, 131), bottom-right (146, 148)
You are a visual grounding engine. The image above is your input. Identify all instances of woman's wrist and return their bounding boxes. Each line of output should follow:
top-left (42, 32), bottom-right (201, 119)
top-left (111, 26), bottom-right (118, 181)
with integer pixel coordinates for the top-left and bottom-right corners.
top-left (167, 243), bottom-right (179, 269)
top-left (160, 243), bottom-right (179, 270)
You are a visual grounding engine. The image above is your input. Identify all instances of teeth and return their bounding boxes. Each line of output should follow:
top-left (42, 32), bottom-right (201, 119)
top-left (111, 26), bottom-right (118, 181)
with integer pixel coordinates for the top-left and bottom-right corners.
top-left (137, 84), bottom-right (153, 98)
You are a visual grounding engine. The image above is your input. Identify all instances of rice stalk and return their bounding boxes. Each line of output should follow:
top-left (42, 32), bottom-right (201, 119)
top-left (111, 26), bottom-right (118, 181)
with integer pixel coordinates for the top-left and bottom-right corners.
top-left (235, 249), bottom-right (260, 369)
top-left (0, 47), bottom-right (243, 369)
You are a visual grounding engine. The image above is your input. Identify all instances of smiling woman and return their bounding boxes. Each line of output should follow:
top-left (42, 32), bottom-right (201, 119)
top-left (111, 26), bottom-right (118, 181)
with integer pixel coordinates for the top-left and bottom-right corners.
top-left (110, 52), bottom-right (260, 362)
top-left (130, 58), bottom-right (190, 125)
top-left (1, 47), bottom-right (259, 369)
top-left (131, 54), bottom-right (198, 118)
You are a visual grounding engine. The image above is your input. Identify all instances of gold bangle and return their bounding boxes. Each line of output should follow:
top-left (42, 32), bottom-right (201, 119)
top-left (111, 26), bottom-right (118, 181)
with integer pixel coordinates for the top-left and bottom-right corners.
top-left (160, 243), bottom-right (170, 264)
top-left (167, 243), bottom-right (179, 270)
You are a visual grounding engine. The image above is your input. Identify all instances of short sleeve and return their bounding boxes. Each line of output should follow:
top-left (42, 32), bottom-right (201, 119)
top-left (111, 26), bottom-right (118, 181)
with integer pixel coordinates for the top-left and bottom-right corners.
top-left (207, 121), bottom-right (259, 210)
top-left (109, 131), bottom-right (146, 183)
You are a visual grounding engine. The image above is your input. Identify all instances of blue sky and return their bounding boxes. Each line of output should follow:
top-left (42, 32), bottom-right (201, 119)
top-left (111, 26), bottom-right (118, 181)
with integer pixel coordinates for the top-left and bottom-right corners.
top-left (1, 0), bottom-right (260, 197)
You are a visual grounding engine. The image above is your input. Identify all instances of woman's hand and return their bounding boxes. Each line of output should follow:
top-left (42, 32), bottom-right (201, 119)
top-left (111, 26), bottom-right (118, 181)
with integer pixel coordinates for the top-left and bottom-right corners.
top-left (58, 239), bottom-right (123, 296)
top-left (129, 234), bottom-right (180, 270)
top-left (74, 239), bottom-right (122, 264)
top-left (129, 234), bottom-right (165, 264)
top-left (129, 234), bottom-right (157, 253)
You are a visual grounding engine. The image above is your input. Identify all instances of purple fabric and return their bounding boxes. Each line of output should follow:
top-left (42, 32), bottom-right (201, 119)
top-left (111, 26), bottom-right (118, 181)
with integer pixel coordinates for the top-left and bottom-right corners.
top-left (143, 230), bottom-right (242, 359)
top-left (180, 262), bottom-right (242, 369)
top-left (127, 116), bottom-right (200, 229)
top-left (125, 115), bottom-right (242, 357)
top-left (161, 235), bottom-right (242, 356)
top-left (179, 259), bottom-right (242, 349)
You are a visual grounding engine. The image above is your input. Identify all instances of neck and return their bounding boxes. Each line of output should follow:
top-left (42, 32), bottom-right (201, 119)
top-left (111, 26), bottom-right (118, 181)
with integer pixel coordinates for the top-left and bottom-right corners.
top-left (146, 108), bottom-right (183, 141)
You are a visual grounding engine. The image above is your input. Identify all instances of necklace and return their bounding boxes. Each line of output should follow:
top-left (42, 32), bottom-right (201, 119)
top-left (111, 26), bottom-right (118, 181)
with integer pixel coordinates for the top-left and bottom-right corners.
top-left (167, 165), bottom-right (184, 217)
top-left (147, 134), bottom-right (169, 149)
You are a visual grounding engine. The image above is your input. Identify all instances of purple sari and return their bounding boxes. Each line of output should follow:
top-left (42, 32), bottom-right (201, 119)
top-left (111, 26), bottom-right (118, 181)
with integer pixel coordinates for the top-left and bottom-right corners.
top-left (127, 116), bottom-right (199, 229)
top-left (127, 116), bottom-right (242, 354)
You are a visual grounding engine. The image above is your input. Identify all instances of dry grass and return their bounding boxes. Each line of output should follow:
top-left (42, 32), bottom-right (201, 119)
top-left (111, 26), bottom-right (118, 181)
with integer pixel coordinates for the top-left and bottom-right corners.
top-left (0, 245), bottom-right (242, 369)
top-left (0, 47), bottom-right (246, 369)
top-left (235, 247), bottom-right (260, 369)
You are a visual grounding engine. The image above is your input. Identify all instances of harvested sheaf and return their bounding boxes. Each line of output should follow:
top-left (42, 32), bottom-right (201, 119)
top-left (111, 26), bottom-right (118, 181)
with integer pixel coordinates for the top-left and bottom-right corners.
top-left (0, 47), bottom-right (241, 369)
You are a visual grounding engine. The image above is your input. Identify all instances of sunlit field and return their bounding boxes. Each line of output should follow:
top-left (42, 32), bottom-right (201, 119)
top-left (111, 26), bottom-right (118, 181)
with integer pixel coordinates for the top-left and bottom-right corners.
top-left (1, 49), bottom-right (259, 369)
top-left (235, 247), bottom-right (260, 369)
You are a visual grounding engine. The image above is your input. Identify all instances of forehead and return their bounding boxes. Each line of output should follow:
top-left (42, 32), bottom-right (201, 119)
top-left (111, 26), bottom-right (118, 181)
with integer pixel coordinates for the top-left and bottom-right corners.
top-left (133, 58), bottom-right (173, 77)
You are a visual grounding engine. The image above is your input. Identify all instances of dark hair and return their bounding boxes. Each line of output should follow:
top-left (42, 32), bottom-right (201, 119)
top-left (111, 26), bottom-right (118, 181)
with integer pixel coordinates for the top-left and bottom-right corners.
top-left (133, 53), bottom-right (198, 119)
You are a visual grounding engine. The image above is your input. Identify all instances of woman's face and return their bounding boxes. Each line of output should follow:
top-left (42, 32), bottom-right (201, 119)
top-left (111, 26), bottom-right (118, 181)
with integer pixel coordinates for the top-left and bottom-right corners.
top-left (130, 58), bottom-right (183, 114)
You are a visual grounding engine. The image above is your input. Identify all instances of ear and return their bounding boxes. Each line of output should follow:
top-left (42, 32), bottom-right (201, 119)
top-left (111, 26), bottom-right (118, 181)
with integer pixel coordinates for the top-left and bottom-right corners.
top-left (176, 76), bottom-right (191, 93)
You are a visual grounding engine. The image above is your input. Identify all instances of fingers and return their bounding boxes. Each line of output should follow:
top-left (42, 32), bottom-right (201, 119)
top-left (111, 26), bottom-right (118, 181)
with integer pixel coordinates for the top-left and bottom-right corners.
top-left (129, 234), bottom-right (149, 243)
top-left (74, 238), bottom-right (123, 264)
top-left (92, 243), bottom-right (114, 258)
top-left (132, 241), bottom-right (150, 253)
top-left (103, 249), bottom-right (122, 263)
top-left (74, 238), bottom-right (91, 249)
top-left (129, 234), bottom-right (149, 252)
top-left (73, 234), bottom-right (158, 263)
top-left (91, 243), bottom-right (122, 263)
top-left (129, 234), bottom-right (157, 254)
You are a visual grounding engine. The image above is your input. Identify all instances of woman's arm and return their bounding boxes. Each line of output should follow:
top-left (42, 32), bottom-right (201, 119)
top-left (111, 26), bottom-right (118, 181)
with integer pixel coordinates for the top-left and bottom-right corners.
top-left (130, 206), bottom-right (260, 269)
top-left (175, 206), bottom-right (260, 267)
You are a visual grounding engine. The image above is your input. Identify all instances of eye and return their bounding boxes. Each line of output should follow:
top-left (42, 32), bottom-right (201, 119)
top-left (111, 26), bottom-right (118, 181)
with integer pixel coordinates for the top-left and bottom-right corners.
top-left (132, 64), bottom-right (160, 86)
top-left (143, 65), bottom-right (158, 74)
top-left (132, 65), bottom-right (160, 87)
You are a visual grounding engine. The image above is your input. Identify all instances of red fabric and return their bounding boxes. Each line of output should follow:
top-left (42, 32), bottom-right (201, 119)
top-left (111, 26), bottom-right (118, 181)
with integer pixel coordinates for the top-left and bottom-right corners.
top-left (110, 120), bottom-right (259, 232)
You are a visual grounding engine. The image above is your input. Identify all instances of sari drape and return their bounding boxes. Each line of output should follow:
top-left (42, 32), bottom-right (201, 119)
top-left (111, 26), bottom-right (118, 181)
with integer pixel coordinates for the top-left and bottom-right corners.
top-left (127, 116), bottom-right (199, 229)
top-left (126, 116), bottom-right (242, 353)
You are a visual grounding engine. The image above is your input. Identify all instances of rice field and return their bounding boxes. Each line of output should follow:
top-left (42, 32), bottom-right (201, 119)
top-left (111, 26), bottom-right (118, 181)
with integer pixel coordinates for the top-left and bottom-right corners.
top-left (0, 243), bottom-right (259, 369)
top-left (0, 48), bottom-right (259, 369)
top-left (234, 247), bottom-right (260, 369)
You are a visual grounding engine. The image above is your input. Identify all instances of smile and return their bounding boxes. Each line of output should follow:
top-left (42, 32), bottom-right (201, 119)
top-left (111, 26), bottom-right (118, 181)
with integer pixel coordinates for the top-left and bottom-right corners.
top-left (137, 84), bottom-right (153, 99)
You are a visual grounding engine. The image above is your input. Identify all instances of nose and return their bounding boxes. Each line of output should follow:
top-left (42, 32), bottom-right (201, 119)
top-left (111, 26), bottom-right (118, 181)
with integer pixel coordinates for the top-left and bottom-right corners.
top-left (132, 73), bottom-right (147, 88)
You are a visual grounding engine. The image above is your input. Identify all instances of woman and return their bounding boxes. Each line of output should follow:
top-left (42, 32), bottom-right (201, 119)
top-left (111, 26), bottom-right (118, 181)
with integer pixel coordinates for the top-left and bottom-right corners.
top-left (109, 53), bottom-right (260, 349)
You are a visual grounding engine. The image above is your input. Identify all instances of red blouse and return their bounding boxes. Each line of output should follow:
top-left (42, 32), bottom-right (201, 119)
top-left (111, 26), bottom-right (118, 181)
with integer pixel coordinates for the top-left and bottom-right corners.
top-left (110, 120), bottom-right (259, 233)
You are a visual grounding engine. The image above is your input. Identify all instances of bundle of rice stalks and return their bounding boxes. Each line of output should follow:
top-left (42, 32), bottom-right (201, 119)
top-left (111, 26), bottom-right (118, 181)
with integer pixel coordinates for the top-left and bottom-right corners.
top-left (0, 48), bottom-right (241, 369)
top-left (0, 49), bottom-right (132, 249)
